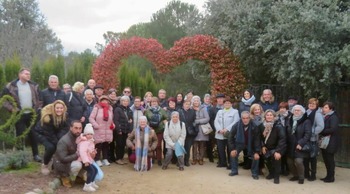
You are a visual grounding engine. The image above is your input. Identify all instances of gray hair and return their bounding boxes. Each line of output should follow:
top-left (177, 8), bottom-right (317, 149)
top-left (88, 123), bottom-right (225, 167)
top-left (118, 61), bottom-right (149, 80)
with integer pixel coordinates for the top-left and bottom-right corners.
top-left (203, 93), bottom-right (211, 99)
top-left (139, 116), bottom-right (148, 123)
top-left (241, 111), bottom-right (250, 118)
top-left (84, 89), bottom-right (94, 96)
top-left (191, 95), bottom-right (201, 106)
top-left (171, 111), bottom-right (179, 118)
top-left (120, 95), bottom-right (130, 102)
top-left (48, 75), bottom-right (58, 82)
top-left (292, 104), bottom-right (306, 114)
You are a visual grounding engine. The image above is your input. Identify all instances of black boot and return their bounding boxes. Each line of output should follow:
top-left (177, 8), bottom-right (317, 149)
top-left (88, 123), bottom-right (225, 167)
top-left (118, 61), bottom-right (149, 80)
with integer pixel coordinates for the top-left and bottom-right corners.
top-left (308, 173), bottom-right (316, 181)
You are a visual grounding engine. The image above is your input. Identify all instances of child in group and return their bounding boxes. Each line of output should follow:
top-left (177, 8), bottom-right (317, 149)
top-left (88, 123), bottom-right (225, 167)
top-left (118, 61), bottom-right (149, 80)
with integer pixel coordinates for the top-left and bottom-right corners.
top-left (76, 123), bottom-right (99, 192)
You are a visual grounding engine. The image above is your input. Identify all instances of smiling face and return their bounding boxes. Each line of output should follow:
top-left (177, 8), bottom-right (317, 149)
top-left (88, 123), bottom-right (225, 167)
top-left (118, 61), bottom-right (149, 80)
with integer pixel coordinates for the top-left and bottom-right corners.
top-left (243, 91), bottom-right (251, 100)
top-left (253, 106), bottom-right (262, 116)
top-left (265, 112), bottom-right (274, 122)
top-left (48, 77), bottom-right (59, 89)
top-left (292, 107), bottom-right (303, 117)
top-left (192, 98), bottom-right (200, 108)
top-left (54, 103), bottom-right (65, 116)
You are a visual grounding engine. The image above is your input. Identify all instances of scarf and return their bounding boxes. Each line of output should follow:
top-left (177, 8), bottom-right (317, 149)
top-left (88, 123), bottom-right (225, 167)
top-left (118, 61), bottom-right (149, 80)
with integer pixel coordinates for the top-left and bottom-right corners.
top-left (292, 114), bottom-right (303, 134)
top-left (263, 121), bottom-right (274, 144)
top-left (323, 110), bottom-right (334, 119)
top-left (134, 126), bottom-right (150, 171)
top-left (99, 102), bottom-right (109, 121)
top-left (241, 95), bottom-right (256, 106)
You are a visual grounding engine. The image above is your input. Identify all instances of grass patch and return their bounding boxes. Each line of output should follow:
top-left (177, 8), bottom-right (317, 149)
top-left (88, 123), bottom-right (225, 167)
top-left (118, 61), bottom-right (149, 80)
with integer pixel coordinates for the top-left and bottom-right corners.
top-left (4, 161), bottom-right (40, 174)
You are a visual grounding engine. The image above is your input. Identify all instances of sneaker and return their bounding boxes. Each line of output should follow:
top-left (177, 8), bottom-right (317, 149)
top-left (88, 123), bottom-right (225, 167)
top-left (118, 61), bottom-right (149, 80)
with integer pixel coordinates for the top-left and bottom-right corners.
top-left (83, 183), bottom-right (96, 192)
top-left (91, 181), bottom-right (99, 189)
top-left (102, 159), bottom-right (110, 166)
top-left (33, 155), bottom-right (42, 163)
top-left (41, 164), bottom-right (50, 175)
top-left (116, 159), bottom-right (125, 165)
top-left (96, 160), bottom-right (103, 167)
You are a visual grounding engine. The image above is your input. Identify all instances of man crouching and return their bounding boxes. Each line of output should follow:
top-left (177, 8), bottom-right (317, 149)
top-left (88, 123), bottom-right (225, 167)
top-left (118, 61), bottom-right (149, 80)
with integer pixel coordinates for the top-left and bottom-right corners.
top-left (53, 120), bottom-right (86, 187)
top-left (228, 111), bottom-right (261, 180)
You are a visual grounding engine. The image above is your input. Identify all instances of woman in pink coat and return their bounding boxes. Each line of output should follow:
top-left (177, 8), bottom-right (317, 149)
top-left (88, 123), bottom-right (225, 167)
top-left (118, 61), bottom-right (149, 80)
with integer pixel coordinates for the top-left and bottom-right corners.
top-left (89, 95), bottom-right (115, 166)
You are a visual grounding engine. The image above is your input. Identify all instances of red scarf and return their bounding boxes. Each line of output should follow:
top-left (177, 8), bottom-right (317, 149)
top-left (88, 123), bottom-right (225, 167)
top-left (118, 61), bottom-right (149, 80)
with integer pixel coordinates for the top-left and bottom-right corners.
top-left (99, 102), bottom-right (109, 121)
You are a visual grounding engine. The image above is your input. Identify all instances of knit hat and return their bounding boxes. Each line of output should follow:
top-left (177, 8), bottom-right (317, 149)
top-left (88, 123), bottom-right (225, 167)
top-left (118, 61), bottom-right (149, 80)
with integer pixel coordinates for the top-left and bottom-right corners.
top-left (84, 123), bottom-right (94, 135)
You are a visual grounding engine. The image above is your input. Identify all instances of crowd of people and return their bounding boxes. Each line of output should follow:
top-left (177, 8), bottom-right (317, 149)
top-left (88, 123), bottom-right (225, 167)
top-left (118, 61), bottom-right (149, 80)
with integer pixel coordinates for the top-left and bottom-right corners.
top-left (0, 68), bottom-right (340, 191)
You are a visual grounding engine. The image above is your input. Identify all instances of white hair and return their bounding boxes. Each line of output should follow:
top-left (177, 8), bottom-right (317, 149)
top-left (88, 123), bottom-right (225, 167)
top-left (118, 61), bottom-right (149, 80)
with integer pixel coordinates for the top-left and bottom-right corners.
top-left (292, 104), bottom-right (306, 114)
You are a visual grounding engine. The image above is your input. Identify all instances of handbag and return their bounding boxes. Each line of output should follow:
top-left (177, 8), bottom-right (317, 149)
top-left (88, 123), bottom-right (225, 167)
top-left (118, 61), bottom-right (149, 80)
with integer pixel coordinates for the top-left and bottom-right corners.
top-left (319, 135), bottom-right (330, 149)
top-left (309, 141), bottom-right (318, 158)
top-left (301, 142), bottom-right (311, 152)
top-left (92, 161), bottom-right (104, 182)
top-left (201, 123), bottom-right (213, 135)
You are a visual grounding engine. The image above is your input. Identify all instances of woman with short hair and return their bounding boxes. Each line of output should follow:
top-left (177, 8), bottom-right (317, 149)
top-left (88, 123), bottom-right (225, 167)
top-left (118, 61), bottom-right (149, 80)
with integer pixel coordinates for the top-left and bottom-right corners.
top-left (287, 105), bottom-right (311, 184)
top-left (304, 98), bottom-right (324, 181)
top-left (261, 109), bottom-right (286, 184)
top-left (144, 97), bottom-right (168, 166)
top-left (320, 101), bottom-right (339, 183)
top-left (113, 96), bottom-right (133, 165)
top-left (162, 111), bottom-right (187, 171)
top-left (191, 95), bottom-right (210, 165)
top-left (127, 116), bottom-right (158, 171)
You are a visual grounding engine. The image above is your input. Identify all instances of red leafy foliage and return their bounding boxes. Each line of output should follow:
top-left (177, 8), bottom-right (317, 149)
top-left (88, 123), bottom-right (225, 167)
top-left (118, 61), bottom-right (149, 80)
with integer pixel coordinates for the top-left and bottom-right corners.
top-left (92, 35), bottom-right (246, 99)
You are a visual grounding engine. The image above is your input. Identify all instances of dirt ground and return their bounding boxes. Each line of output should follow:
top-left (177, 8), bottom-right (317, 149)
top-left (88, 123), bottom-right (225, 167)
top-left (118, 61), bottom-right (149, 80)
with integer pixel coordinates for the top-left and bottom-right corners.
top-left (1, 158), bottom-right (350, 194)
top-left (56, 158), bottom-right (349, 194)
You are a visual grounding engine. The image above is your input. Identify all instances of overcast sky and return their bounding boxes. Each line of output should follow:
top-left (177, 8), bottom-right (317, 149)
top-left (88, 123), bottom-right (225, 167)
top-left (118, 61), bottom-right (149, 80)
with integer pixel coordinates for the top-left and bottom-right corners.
top-left (37, 0), bottom-right (206, 54)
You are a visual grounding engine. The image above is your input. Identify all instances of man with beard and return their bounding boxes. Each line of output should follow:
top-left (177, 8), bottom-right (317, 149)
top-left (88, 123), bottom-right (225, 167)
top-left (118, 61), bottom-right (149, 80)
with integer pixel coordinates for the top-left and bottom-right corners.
top-left (53, 120), bottom-right (88, 188)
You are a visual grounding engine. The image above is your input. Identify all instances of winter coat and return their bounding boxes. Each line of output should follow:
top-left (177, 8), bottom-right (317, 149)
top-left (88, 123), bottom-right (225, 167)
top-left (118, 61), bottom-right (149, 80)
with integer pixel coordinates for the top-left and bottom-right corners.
top-left (163, 121), bottom-right (186, 149)
top-left (41, 87), bottom-right (66, 107)
top-left (1, 79), bottom-right (42, 112)
top-left (287, 114), bottom-right (311, 158)
top-left (53, 131), bottom-right (79, 177)
top-left (89, 103), bottom-right (114, 143)
top-left (113, 105), bottom-right (133, 134)
top-left (214, 108), bottom-right (240, 140)
top-left (259, 100), bottom-right (278, 112)
top-left (208, 105), bottom-right (223, 131)
top-left (83, 100), bottom-right (96, 126)
top-left (34, 115), bottom-right (69, 145)
top-left (320, 112), bottom-right (339, 154)
top-left (194, 106), bottom-right (210, 141)
top-left (261, 121), bottom-right (287, 156)
top-left (307, 109), bottom-right (324, 142)
top-left (144, 106), bottom-right (168, 134)
top-left (228, 120), bottom-right (261, 156)
top-left (76, 135), bottom-right (95, 164)
top-left (66, 91), bottom-right (86, 122)
top-left (178, 108), bottom-right (196, 137)
top-left (126, 127), bottom-right (158, 157)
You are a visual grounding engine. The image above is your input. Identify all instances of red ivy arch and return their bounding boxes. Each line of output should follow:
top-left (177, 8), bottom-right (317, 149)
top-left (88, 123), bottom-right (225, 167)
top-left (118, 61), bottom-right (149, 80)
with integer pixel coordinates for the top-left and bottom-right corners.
top-left (92, 35), bottom-right (246, 98)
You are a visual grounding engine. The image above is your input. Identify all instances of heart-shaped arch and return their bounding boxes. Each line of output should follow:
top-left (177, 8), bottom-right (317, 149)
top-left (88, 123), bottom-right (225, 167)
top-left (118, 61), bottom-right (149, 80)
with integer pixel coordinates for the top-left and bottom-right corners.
top-left (92, 35), bottom-right (246, 98)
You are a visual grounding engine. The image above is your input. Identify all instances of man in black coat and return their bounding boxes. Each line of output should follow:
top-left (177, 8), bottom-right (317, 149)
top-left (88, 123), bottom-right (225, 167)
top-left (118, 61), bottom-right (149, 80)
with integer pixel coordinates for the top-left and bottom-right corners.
top-left (41, 75), bottom-right (66, 107)
top-left (228, 111), bottom-right (261, 179)
top-left (208, 93), bottom-right (225, 163)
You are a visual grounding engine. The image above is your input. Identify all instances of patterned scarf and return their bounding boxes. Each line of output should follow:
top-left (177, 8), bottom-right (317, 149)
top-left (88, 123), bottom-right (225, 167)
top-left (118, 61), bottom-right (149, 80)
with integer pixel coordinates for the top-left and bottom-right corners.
top-left (134, 126), bottom-right (150, 171)
top-left (263, 121), bottom-right (274, 144)
top-left (99, 102), bottom-right (109, 121)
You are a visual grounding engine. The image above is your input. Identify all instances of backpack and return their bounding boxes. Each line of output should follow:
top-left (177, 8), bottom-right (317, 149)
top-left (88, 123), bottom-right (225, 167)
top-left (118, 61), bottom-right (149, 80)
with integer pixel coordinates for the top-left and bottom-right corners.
top-left (149, 109), bottom-right (161, 128)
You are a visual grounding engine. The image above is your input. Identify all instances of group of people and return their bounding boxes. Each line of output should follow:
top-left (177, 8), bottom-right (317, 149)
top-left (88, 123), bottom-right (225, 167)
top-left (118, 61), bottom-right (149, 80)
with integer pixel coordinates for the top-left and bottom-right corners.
top-left (0, 68), bottom-right (340, 192)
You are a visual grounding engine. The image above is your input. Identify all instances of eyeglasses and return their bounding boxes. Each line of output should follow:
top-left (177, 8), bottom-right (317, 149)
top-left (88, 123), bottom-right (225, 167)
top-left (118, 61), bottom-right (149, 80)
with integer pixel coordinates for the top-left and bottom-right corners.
top-left (123, 91), bottom-right (131, 93)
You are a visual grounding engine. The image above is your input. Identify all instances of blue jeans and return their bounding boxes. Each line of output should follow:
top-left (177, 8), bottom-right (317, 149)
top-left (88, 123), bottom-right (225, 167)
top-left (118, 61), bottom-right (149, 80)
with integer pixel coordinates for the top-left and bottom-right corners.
top-left (231, 146), bottom-right (259, 176)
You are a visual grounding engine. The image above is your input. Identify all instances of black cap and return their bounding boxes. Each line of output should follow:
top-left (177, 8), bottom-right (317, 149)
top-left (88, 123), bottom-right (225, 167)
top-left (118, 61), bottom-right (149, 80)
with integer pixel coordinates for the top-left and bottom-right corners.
top-left (94, 85), bottom-right (104, 90)
top-left (288, 96), bottom-right (298, 101)
top-left (216, 93), bottom-right (225, 98)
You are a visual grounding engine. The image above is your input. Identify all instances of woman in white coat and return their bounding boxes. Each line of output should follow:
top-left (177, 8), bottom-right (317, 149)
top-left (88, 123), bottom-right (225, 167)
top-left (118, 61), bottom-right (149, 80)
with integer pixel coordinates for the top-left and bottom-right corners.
top-left (162, 111), bottom-right (186, 171)
top-left (214, 98), bottom-right (240, 168)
